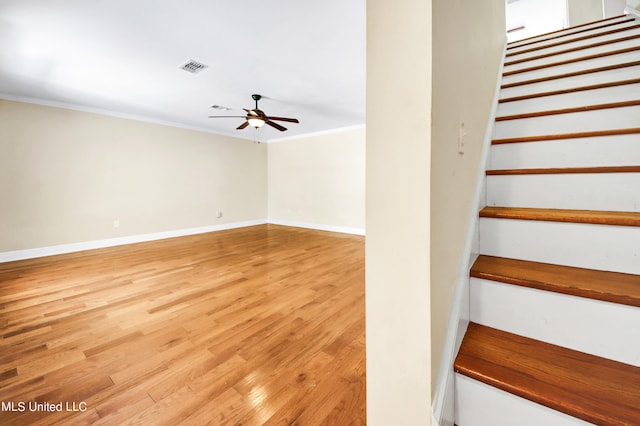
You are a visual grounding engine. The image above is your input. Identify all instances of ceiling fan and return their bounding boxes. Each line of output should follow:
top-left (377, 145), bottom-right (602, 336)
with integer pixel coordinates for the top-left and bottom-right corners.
top-left (208, 94), bottom-right (300, 132)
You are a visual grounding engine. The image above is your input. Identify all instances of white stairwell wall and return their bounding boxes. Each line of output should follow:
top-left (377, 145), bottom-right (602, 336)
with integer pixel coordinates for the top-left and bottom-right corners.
top-left (455, 12), bottom-right (640, 425)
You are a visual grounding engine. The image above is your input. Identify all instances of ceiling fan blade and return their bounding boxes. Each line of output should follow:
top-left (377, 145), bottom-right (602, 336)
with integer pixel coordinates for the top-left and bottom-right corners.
top-left (266, 120), bottom-right (287, 132)
top-left (208, 115), bottom-right (246, 118)
top-left (236, 121), bottom-right (249, 130)
top-left (266, 116), bottom-right (299, 123)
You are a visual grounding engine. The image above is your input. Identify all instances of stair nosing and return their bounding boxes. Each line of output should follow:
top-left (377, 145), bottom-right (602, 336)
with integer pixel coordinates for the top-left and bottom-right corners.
top-left (495, 100), bottom-right (640, 121)
top-left (506, 18), bottom-right (637, 55)
top-left (470, 254), bottom-right (640, 307)
top-left (506, 14), bottom-right (628, 47)
top-left (492, 127), bottom-right (640, 144)
top-left (479, 206), bottom-right (640, 227)
top-left (486, 165), bottom-right (640, 175)
top-left (501, 60), bottom-right (640, 89)
top-left (503, 45), bottom-right (640, 77)
top-left (499, 78), bottom-right (640, 103)
top-left (455, 322), bottom-right (640, 425)
top-left (505, 33), bottom-right (640, 66)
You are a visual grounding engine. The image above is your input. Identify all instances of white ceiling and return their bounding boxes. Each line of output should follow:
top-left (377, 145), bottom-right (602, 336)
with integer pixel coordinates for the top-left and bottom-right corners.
top-left (0, 0), bottom-right (366, 141)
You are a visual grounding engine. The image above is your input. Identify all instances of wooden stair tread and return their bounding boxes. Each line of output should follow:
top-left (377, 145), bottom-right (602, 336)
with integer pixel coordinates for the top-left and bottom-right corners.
top-left (471, 255), bottom-right (640, 307)
top-left (499, 78), bottom-right (640, 103)
top-left (496, 100), bottom-right (640, 121)
top-left (492, 127), bottom-right (640, 144)
top-left (505, 33), bottom-right (640, 66)
top-left (501, 60), bottom-right (640, 89)
top-left (503, 45), bottom-right (640, 77)
top-left (506, 19), bottom-right (638, 56)
top-left (486, 165), bottom-right (640, 175)
top-left (454, 322), bottom-right (640, 425)
top-left (479, 206), bottom-right (640, 226)
top-left (506, 14), bottom-right (628, 47)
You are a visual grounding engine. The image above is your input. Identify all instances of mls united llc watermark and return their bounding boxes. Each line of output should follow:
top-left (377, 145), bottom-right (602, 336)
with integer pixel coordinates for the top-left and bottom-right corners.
top-left (1, 401), bottom-right (87, 413)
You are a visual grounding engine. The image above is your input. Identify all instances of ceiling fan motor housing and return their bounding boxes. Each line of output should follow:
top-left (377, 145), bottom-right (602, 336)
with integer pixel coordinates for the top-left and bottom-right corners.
top-left (208, 94), bottom-right (298, 132)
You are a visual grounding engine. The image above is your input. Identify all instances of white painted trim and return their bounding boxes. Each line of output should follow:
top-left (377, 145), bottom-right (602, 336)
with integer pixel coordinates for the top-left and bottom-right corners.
top-left (267, 219), bottom-right (366, 236)
top-left (0, 93), bottom-right (252, 141)
top-left (625, 6), bottom-right (640, 19)
top-left (431, 40), bottom-right (507, 426)
top-left (0, 94), bottom-right (364, 144)
top-left (266, 124), bottom-right (366, 143)
top-left (0, 219), bottom-right (267, 263)
top-left (0, 218), bottom-right (366, 263)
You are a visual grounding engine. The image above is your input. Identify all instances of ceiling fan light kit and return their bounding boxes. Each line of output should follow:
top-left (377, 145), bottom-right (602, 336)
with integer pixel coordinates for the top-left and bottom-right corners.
top-left (247, 117), bottom-right (265, 128)
top-left (208, 94), bottom-right (299, 132)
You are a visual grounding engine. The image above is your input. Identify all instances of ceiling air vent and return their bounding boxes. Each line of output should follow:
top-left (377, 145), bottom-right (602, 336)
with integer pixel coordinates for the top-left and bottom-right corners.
top-left (180, 60), bottom-right (208, 74)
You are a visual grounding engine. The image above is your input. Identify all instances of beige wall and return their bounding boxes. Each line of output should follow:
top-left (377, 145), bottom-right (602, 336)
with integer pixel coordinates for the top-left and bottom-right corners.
top-left (267, 127), bottom-right (365, 232)
top-left (0, 100), bottom-right (267, 252)
top-left (431, 0), bottom-right (505, 392)
top-left (366, 0), bottom-right (432, 424)
top-left (568, 0), bottom-right (604, 25)
top-left (628, 0), bottom-right (640, 13)
top-left (604, 0), bottom-right (627, 17)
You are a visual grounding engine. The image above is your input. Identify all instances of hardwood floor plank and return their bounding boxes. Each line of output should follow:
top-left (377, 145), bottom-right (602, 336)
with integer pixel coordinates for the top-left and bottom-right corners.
top-left (182, 386), bottom-right (252, 426)
top-left (146, 349), bottom-right (215, 402)
top-left (234, 350), bottom-right (335, 425)
top-left (0, 368), bottom-right (18, 383)
top-left (0, 225), bottom-right (365, 424)
top-left (93, 388), bottom-right (155, 425)
top-left (83, 331), bottom-right (145, 358)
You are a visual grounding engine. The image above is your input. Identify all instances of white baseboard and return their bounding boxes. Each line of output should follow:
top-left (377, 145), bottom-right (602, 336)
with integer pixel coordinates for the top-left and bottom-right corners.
top-left (0, 219), bottom-right (267, 263)
top-left (268, 219), bottom-right (366, 236)
top-left (0, 219), bottom-right (365, 263)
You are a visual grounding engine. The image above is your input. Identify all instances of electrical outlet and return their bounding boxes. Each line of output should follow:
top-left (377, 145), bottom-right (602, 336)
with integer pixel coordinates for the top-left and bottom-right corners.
top-left (113, 219), bottom-right (120, 228)
top-left (216, 210), bottom-right (223, 219)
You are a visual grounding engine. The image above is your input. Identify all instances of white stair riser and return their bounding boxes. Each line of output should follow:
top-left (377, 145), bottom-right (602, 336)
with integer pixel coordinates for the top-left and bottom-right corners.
top-left (455, 374), bottom-right (592, 426)
top-left (497, 83), bottom-right (640, 117)
top-left (470, 278), bottom-right (640, 366)
top-left (489, 134), bottom-right (640, 169)
top-left (507, 26), bottom-right (640, 62)
top-left (507, 16), bottom-right (636, 51)
top-left (505, 36), bottom-right (640, 73)
top-left (493, 105), bottom-right (640, 139)
top-left (502, 50), bottom-right (640, 86)
top-left (500, 64), bottom-right (640, 99)
top-left (479, 218), bottom-right (640, 275)
top-left (486, 174), bottom-right (640, 212)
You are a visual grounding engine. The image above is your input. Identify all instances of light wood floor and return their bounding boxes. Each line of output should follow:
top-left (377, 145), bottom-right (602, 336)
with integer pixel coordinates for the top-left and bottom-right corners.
top-left (0, 225), bottom-right (365, 425)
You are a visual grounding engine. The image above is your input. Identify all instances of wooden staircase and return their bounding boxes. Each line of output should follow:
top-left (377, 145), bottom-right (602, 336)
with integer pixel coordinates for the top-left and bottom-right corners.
top-left (454, 14), bottom-right (640, 425)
